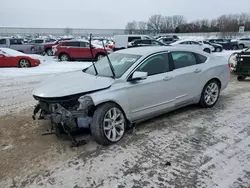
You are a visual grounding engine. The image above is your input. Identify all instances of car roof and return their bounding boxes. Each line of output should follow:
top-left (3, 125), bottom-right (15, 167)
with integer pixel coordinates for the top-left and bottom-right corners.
top-left (115, 46), bottom-right (211, 57)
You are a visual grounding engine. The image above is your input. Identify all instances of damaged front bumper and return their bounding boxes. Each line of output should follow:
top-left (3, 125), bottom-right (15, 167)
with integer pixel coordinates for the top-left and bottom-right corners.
top-left (32, 96), bottom-right (94, 130)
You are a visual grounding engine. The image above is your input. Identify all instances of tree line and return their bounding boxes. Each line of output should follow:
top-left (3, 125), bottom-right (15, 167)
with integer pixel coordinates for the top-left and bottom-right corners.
top-left (125, 13), bottom-right (250, 34)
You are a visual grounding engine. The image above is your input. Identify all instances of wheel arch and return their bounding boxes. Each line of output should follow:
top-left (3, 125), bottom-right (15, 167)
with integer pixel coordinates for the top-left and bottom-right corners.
top-left (95, 52), bottom-right (106, 59)
top-left (205, 77), bottom-right (221, 89)
top-left (94, 100), bottom-right (131, 123)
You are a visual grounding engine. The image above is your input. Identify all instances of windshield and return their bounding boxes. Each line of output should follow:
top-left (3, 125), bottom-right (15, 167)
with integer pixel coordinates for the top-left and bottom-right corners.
top-left (85, 53), bottom-right (141, 78)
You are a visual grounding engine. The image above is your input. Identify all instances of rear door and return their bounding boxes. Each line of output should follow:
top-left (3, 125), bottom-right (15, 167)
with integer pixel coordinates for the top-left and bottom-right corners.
top-left (170, 51), bottom-right (206, 106)
top-left (64, 41), bottom-right (80, 58)
top-left (79, 42), bottom-right (92, 59)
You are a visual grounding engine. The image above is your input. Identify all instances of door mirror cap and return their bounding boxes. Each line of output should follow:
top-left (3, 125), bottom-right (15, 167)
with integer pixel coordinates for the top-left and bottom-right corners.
top-left (131, 71), bottom-right (148, 81)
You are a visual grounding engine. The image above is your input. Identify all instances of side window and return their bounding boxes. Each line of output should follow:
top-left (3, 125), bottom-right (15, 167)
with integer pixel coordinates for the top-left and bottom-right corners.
top-left (152, 40), bottom-right (161, 45)
top-left (128, 37), bottom-right (141, 42)
top-left (80, 42), bottom-right (88, 47)
top-left (136, 53), bottom-right (170, 76)
top-left (141, 40), bottom-right (150, 44)
top-left (36, 40), bottom-right (44, 44)
top-left (191, 41), bottom-right (200, 45)
top-left (171, 51), bottom-right (197, 69)
top-left (63, 42), bottom-right (80, 47)
top-left (195, 53), bottom-right (207, 64)
top-left (0, 39), bottom-right (7, 44)
top-left (180, 41), bottom-right (190, 45)
top-left (28, 40), bottom-right (35, 44)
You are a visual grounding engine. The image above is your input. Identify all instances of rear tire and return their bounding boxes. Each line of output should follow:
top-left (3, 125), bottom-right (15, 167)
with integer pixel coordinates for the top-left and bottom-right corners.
top-left (199, 80), bottom-right (220, 108)
top-left (91, 103), bottom-right (127, 145)
top-left (204, 48), bottom-right (211, 53)
top-left (46, 48), bottom-right (53, 56)
top-left (237, 75), bottom-right (246, 81)
top-left (96, 53), bottom-right (105, 61)
top-left (59, 53), bottom-right (70, 61)
top-left (19, 59), bottom-right (31, 68)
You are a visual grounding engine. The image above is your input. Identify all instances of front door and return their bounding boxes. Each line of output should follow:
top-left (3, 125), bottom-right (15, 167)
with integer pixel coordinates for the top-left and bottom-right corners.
top-left (126, 52), bottom-right (176, 121)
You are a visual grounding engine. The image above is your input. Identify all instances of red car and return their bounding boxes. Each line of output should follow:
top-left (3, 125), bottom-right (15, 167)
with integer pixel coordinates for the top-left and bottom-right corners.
top-left (0, 48), bottom-right (40, 68)
top-left (54, 40), bottom-right (112, 61)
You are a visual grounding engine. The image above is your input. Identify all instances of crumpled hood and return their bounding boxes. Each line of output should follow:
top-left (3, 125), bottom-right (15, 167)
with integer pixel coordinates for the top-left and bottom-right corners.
top-left (32, 70), bottom-right (114, 98)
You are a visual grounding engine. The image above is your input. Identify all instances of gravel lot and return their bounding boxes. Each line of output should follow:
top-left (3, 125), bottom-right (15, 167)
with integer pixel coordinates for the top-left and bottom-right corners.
top-left (0, 53), bottom-right (249, 188)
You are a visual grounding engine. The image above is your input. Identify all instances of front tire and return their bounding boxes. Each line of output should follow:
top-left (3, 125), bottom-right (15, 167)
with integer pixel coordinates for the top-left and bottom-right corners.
top-left (216, 47), bottom-right (222, 52)
top-left (239, 44), bottom-right (244, 49)
top-left (46, 48), bottom-right (53, 56)
top-left (232, 45), bottom-right (238, 50)
top-left (91, 103), bottom-right (127, 145)
top-left (199, 80), bottom-right (220, 108)
top-left (237, 75), bottom-right (246, 81)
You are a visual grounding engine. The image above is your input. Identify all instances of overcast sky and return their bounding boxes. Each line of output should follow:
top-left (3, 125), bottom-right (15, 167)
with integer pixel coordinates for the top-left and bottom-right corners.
top-left (1, 0), bottom-right (250, 29)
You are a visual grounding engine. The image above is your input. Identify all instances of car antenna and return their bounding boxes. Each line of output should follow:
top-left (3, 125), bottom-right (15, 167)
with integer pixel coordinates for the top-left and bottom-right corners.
top-left (89, 33), bottom-right (98, 76)
top-left (101, 39), bottom-right (116, 78)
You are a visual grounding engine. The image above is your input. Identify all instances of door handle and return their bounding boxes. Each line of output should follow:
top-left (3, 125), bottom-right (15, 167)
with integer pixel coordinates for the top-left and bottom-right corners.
top-left (194, 68), bottom-right (202, 73)
top-left (163, 76), bottom-right (173, 81)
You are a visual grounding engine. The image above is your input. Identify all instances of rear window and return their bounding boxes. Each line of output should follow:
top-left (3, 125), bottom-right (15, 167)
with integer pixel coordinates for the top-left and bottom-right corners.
top-left (195, 53), bottom-right (207, 64)
top-left (10, 39), bottom-right (23, 45)
top-left (0, 39), bottom-right (7, 44)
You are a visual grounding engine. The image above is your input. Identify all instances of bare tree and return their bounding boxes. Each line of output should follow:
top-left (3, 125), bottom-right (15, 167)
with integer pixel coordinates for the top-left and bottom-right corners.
top-left (64, 27), bottom-right (72, 35)
top-left (137, 21), bottom-right (148, 34)
top-left (147, 15), bottom-right (164, 33)
top-left (172, 15), bottom-right (186, 30)
top-left (125, 21), bottom-right (137, 34)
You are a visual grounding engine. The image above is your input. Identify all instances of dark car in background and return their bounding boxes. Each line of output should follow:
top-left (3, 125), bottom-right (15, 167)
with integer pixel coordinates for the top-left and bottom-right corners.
top-left (208, 39), bottom-right (238, 50)
top-left (130, 39), bottom-right (167, 47)
top-left (157, 35), bottom-right (179, 44)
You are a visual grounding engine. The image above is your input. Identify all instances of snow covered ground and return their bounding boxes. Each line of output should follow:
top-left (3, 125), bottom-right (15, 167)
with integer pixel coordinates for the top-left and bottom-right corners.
top-left (0, 51), bottom-right (250, 188)
top-left (0, 56), bottom-right (92, 116)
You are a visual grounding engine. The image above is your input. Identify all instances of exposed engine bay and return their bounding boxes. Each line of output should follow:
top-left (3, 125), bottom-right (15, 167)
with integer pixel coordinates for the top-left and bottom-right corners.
top-left (32, 93), bottom-right (96, 146)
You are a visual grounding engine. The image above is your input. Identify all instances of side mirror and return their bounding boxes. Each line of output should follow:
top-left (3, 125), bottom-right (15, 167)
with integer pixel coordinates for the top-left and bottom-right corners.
top-left (131, 71), bottom-right (148, 81)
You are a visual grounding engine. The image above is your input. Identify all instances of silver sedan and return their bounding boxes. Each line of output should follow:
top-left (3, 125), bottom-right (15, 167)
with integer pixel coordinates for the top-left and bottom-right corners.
top-left (32, 46), bottom-right (230, 145)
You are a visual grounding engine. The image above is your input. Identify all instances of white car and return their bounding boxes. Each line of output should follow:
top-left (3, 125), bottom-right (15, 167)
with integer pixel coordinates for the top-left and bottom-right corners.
top-left (32, 46), bottom-right (230, 146)
top-left (171, 40), bottom-right (215, 53)
top-left (237, 38), bottom-right (250, 49)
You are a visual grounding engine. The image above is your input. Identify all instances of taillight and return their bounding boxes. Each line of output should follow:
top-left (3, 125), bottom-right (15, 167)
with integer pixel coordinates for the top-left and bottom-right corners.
top-left (228, 63), bottom-right (231, 69)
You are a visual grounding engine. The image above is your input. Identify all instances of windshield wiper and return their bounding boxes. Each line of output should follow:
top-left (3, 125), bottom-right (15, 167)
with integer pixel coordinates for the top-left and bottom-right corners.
top-left (88, 33), bottom-right (98, 76)
top-left (101, 39), bottom-right (116, 78)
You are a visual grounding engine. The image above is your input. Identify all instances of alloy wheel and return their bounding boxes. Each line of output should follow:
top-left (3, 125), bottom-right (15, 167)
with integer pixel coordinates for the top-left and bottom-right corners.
top-left (19, 59), bottom-right (30, 68)
top-left (204, 83), bottom-right (219, 105)
top-left (97, 55), bottom-right (104, 60)
top-left (61, 54), bottom-right (69, 61)
top-left (103, 107), bottom-right (125, 142)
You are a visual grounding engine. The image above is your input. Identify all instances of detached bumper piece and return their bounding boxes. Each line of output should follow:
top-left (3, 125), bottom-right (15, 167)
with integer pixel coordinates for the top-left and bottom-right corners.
top-left (32, 96), bottom-right (94, 147)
